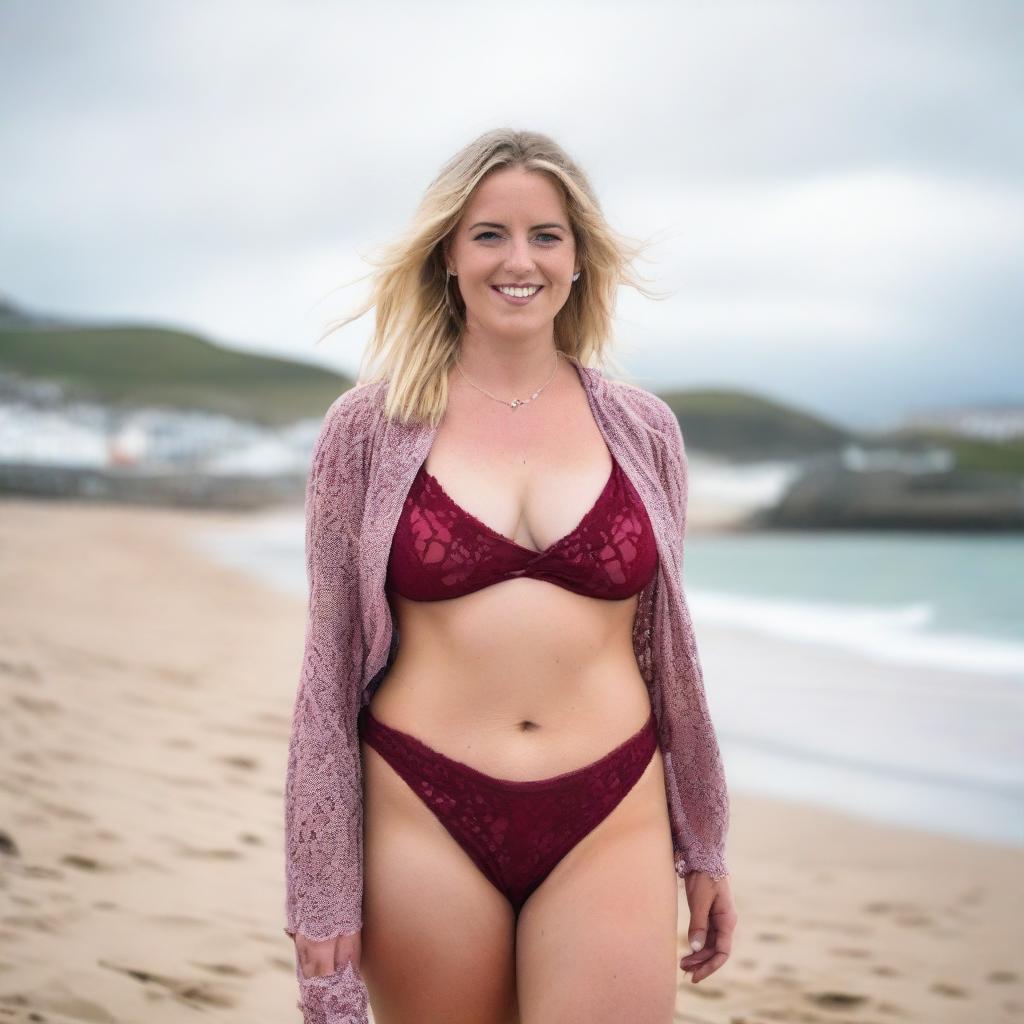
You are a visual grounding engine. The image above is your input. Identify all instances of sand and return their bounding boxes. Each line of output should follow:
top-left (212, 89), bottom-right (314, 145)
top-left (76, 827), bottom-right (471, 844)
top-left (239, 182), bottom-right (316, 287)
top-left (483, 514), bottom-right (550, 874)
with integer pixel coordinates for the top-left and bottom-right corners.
top-left (0, 496), bottom-right (1020, 1024)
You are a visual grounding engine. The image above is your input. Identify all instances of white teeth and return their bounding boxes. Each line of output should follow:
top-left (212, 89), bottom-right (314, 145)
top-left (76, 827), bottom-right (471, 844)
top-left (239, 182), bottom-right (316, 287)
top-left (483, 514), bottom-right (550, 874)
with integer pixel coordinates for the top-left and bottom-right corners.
top-left (497, 285), bottom-right (539, 298)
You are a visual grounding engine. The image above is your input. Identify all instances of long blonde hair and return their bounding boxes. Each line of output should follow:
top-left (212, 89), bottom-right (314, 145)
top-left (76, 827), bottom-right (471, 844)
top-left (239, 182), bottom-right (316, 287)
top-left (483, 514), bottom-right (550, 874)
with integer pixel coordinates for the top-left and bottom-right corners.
top-left (317, 128), bottom-right (670, 425)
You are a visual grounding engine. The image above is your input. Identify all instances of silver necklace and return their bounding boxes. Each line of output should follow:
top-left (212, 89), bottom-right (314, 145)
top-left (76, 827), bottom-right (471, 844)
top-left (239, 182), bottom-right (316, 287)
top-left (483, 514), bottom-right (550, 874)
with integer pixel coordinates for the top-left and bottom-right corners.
top-left (455, 349), bottom-right (563, 409)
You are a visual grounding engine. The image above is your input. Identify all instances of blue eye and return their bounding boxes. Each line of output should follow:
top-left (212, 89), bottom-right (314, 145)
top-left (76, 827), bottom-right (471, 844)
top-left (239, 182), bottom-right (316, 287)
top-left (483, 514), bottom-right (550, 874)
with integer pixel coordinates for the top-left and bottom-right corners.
top-left (473, 231), bottom-right (561, 243)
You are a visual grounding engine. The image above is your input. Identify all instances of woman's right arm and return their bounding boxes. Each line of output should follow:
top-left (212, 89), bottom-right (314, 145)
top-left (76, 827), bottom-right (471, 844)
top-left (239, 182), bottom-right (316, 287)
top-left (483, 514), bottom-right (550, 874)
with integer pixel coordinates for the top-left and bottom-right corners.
top-left (283, 392), bottom-right (371, 1023)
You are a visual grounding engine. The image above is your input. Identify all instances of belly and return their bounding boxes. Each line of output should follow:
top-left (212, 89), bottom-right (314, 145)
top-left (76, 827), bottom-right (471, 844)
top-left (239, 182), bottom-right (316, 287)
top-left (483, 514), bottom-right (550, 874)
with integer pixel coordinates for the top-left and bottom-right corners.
top-left (366, 578), bottom-right (653, 780)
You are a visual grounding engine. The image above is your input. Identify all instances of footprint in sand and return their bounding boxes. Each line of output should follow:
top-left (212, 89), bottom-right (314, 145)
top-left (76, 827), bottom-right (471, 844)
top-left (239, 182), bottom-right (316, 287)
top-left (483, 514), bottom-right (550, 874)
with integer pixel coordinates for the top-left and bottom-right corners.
top-left (863, 899), bottom-right (919, 916)
top-left (220, 754), bottom-right (260, 770)
top-left (893, 911), bottom-right (936, 928)
top-left (13, 694), bottom-right (61, 715)
top-left (99, 960), bottom-right (237, 1009)
top-left (0, 830), bottom-right (20, 856)
top-left (25, 865), bottom-right (63, 881)
top-left (806, 990), bottom-right (868, 1010)
top-left (169, 842), bottom-right (243, 860)
top-left (192, 961), bottom-right (251, 978)
top-left (0, 657), bottom-right (40, 681)
top-left (863, 900), bottom-right (937, 929)
top-left (930, 981), bottom-right (969, 998)
top-left (61, 854), bottom-right (108, 872)
top-left (988, 970), bottom-right (1018, 984)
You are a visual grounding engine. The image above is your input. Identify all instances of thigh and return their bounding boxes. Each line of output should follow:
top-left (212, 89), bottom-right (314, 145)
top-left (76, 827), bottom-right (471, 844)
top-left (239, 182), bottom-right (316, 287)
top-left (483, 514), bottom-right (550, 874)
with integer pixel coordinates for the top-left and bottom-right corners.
top-left (360, 737), bottom-right (519, 1024)
top-left (515, 749), bottom-right (678, 1024)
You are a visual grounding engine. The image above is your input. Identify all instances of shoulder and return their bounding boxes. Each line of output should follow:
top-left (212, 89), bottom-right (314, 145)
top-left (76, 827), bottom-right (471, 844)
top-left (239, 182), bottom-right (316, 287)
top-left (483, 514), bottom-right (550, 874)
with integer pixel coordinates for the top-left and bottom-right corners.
top-left (308, 379), bottom-right (388, 493)
top-left (318, 378), bottom-right (388, 445)
top-left (604, 377), bottom-right (685, 454)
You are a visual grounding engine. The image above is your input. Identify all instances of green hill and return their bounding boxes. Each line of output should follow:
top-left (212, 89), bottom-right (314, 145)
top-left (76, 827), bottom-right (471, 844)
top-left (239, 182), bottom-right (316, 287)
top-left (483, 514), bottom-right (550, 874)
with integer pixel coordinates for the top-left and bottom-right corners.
top-left (660, 388), bottom-right (851, 458)
top-left (0, 324), bottom-right (353, 426)
top-left (2, 316), bottom-right (1022, 475)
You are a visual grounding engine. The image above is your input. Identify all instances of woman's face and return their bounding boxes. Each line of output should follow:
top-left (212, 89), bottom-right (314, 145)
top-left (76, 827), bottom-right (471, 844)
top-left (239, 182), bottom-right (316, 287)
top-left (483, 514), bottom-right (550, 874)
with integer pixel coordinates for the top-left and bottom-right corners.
top-left (444, 166), bottom-right (580, 338)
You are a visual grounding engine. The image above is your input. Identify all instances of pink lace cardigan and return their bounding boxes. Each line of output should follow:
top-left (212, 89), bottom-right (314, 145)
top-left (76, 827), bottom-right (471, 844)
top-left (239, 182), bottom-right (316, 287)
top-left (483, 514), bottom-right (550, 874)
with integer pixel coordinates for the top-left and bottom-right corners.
top-left (283, 352), bottom-right (730, 1022)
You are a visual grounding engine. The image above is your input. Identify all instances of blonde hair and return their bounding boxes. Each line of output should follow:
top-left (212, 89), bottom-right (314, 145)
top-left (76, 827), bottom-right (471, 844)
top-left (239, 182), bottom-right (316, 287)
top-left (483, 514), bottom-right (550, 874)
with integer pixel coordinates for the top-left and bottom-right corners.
top-left (317, 128), bottom-right (671, 425)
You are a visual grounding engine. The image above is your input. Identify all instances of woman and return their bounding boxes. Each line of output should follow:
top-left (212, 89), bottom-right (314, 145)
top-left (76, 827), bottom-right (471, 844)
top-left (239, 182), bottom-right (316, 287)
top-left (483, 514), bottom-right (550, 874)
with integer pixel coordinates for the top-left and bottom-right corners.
top-left (284, 129), bottom-right (736, 1024)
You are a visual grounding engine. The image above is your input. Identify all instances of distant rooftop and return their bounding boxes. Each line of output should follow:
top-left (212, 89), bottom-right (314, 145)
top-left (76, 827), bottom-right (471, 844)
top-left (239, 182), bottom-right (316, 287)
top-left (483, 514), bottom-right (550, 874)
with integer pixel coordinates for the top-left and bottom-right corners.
top-left (904, 404), bottom-right (1024, 442)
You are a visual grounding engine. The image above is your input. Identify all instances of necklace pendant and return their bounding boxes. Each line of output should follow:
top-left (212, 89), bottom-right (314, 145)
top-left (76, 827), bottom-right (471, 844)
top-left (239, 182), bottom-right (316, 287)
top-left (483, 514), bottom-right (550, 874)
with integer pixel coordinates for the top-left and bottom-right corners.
top-left (510, 398), bottom-right (522, 408)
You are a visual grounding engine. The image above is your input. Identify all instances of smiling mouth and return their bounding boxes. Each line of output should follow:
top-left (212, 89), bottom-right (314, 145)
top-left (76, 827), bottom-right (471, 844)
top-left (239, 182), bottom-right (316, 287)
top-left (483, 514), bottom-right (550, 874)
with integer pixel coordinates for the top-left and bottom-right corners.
top-left (491, 285), bottom-right (544, 298)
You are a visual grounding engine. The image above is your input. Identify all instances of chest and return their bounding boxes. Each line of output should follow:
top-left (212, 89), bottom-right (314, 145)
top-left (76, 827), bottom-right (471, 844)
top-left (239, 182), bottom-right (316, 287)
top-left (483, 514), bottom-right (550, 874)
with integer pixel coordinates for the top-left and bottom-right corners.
top-left (420, 397), bottom-right (615, 556)
top-left (354, 378), bottom-right (680, 688)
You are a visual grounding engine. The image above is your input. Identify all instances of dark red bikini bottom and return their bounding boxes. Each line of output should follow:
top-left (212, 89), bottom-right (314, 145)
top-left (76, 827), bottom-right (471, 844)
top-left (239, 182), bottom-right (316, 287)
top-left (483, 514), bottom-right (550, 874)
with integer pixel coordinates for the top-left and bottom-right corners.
top-left (358, 705), bottom-right (658, 915)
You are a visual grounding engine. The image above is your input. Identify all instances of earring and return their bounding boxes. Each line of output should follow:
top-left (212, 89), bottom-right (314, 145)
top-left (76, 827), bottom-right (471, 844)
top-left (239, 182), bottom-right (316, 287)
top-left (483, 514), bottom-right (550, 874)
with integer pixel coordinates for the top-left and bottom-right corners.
top-left (572, 271), bottom-right (580, 281)
top-left (444, 267), bottom-right (460, 320)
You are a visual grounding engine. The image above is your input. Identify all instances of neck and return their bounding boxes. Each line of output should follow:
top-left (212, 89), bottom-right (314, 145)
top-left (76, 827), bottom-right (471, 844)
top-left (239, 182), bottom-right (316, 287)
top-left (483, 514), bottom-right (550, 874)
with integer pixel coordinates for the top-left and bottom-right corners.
top-left (452, 334), bottom-right (561, 395)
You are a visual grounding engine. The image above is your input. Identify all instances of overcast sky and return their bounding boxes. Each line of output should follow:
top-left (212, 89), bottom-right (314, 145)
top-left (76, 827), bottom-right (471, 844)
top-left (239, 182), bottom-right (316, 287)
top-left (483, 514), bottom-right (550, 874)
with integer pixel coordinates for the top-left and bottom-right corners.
top-left (1, 0), bottom-right (1021, 430)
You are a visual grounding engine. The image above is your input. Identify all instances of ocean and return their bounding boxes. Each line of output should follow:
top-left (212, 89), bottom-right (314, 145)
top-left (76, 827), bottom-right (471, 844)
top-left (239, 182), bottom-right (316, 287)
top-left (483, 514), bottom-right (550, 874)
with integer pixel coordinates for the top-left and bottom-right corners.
top-left (189, 514), bottom-right (1024, 850)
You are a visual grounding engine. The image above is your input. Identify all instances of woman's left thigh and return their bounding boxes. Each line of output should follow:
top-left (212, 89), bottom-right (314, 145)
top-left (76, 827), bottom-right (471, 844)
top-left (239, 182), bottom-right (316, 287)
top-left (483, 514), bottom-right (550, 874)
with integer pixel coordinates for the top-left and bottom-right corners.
top-left (514, 751), bottom-right (679, 1024)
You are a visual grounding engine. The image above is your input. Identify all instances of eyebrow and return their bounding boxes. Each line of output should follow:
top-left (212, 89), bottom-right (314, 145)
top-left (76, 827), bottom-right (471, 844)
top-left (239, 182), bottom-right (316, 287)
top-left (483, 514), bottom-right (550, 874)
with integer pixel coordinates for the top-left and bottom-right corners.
top-left (469, 221), bottom-right (568, 232)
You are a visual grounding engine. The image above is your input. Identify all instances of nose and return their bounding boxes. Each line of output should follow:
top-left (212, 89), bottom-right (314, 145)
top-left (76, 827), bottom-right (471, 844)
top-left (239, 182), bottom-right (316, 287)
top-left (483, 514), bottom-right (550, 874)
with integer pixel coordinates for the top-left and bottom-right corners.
top-left (503, 236), bottom-right (536, 276)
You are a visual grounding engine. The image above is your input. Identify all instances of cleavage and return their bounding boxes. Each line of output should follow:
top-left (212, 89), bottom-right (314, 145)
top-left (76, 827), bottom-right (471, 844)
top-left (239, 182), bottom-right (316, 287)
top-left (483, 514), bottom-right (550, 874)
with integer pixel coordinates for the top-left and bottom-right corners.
top-left (422, 456), bottom-right (614, 556)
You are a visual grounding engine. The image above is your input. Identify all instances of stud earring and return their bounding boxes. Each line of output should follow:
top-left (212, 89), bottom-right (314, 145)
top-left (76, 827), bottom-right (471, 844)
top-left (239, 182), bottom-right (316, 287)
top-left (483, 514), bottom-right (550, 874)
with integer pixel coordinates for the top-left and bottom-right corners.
top-left (572, 271), bottom-right (580, 281)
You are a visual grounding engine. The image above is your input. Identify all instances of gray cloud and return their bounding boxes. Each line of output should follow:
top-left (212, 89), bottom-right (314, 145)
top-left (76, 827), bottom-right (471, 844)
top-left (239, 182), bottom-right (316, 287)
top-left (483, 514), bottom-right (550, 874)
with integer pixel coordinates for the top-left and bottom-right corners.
top-left (1, 0), bottom-right (1021, 428)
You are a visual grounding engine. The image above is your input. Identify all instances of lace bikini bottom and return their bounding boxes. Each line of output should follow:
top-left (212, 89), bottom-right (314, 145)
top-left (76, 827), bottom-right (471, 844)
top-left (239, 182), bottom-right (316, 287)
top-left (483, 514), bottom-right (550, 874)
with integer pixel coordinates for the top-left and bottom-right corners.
top-left (358, 704), bottom-right (659, 914)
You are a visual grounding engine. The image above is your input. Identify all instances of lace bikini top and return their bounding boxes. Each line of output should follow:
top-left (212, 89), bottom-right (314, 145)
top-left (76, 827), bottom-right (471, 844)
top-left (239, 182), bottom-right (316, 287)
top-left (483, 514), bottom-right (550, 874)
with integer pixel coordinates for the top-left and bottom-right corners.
top-left (386, 451), bottom-right (659, 602)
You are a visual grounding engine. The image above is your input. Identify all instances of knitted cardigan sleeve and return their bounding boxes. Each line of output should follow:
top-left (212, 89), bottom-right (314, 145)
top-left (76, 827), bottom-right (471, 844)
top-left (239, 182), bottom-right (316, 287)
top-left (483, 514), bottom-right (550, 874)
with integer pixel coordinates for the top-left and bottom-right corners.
top-left (284, 391), bottom-right (371, 1023)
top-left (651, 395), bottom-right (731, 881)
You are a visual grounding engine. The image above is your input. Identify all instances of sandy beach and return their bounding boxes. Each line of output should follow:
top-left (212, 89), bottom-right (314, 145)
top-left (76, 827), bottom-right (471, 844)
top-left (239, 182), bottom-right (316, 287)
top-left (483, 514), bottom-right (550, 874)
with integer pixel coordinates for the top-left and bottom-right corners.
top-left (1, 496), bottom-right (1021, 1024)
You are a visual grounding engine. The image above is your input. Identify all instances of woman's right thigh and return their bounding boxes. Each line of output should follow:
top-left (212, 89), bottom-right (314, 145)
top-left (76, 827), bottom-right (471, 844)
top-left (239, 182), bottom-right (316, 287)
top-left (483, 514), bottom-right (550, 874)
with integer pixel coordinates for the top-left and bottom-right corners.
top-left (360, 738), bottom-right (519, 1024)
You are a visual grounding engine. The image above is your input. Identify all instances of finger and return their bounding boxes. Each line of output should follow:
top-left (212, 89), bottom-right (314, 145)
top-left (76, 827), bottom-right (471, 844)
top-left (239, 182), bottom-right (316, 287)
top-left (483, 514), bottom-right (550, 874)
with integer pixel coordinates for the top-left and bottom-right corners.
top-left (680, 949), bottom-right (715, 970)
top-left (680, 936), bottom-right (717, 967)
top-left (690, 950), bottom-right (729, 983)
top-left (680, 931), bottom-right (718, 970)
top-left (682, 921), bottom-right (720, 972)
top-left (679, 946), bottom-right (712, 970)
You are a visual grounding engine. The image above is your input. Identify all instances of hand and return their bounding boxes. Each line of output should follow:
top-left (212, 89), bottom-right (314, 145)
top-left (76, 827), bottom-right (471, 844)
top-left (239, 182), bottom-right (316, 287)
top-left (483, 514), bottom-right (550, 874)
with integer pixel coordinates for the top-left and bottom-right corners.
top-left (288, 927), bottom-right (362, 980)
top-left (679, 871), bottom-right (736, 983)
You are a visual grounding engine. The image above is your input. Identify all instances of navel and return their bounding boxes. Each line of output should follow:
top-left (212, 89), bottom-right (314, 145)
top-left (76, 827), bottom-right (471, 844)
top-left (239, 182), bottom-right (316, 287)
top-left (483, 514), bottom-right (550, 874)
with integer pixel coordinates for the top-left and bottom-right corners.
top-left (517, 720), bottom-right (540, 732)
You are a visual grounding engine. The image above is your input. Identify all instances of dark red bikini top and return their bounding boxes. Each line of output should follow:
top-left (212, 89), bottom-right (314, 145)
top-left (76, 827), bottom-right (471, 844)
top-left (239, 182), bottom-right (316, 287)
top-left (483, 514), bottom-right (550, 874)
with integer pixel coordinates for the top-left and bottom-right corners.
top-left (386, 452), bottom-right (659, 602)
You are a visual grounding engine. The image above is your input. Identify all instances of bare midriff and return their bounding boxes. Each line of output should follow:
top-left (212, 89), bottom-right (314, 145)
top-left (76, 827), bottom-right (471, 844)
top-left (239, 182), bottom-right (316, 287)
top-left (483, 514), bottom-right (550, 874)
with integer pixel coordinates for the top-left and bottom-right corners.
top-left (367, 582), bottom-right (652, 781)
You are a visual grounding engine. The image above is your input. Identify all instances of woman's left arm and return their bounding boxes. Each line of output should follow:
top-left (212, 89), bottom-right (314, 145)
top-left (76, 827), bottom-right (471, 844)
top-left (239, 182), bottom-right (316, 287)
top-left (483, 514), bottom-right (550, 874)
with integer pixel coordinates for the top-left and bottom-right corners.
top-left (652, 396), bottom-right (738, 982)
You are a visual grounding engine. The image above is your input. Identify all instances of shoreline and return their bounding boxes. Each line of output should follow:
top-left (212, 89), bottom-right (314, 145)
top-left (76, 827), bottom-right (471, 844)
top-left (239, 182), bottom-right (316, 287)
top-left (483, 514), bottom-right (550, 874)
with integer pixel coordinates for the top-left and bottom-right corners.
top-left (1, 496), bottom-right (1021, 1024)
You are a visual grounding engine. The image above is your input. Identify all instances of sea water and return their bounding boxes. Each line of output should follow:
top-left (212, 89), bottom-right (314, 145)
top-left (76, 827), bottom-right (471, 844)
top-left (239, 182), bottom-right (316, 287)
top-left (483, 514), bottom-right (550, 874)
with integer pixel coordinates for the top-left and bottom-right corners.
top-left (190, 515), bottom-right (1024, 849)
